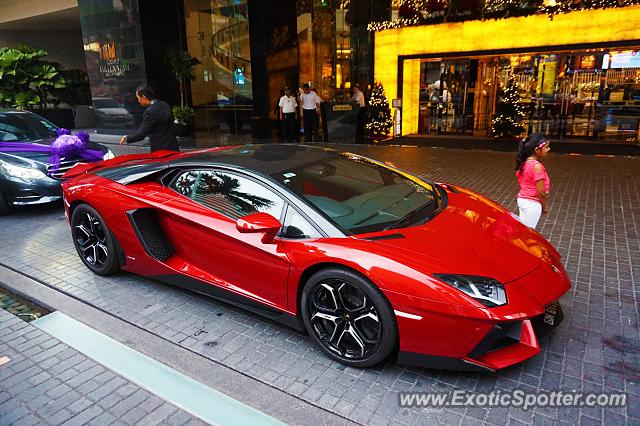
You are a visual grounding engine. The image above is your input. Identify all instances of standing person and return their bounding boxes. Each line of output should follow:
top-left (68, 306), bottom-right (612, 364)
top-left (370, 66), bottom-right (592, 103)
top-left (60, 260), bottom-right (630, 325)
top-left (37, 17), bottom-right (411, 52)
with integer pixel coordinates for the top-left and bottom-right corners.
top-left (300, 83), bottom-right (321, 142)
top-left (273, 89), bottom-right (285, 138)
top-left (311, 87), bottom-right (323, 140)
top-left (279, 87), bottom-right (298, 142)
top-left (119, 84), bottom-right (179, 152)
top-left (515, 133), bottom-right (551, 229)
top-left (351, 83), bottom-right (366, 141)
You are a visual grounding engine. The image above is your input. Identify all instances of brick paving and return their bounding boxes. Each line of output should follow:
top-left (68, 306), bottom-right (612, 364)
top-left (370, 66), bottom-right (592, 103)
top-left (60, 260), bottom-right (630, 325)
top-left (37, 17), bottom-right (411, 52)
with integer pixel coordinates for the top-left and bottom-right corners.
top-left (0, 145), bottom-right (638, 425)
top-left (0, 309), bottom-right (204, 425)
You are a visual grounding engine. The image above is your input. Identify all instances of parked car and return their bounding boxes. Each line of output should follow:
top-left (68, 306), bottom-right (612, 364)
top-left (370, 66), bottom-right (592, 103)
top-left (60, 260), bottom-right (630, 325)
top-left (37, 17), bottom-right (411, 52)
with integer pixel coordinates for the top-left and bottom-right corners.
top-left (91, 96), bottom-right (135, 129)
top-left (61, 145), bottom-right (570, 371)
top-left (0, 110), bottom-right (113, 214)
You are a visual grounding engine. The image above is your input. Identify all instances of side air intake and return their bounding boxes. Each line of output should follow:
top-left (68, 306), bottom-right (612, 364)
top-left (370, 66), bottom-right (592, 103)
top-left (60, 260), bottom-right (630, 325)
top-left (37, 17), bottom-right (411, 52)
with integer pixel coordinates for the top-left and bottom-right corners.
top-left (126, 209), bottom-right (174, 261)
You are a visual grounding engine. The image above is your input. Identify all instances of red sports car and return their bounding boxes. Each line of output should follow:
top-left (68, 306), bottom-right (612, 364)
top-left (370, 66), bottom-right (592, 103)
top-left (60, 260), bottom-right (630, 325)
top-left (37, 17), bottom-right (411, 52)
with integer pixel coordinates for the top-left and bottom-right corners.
top-left (62, 145), bottom-right (570, 371)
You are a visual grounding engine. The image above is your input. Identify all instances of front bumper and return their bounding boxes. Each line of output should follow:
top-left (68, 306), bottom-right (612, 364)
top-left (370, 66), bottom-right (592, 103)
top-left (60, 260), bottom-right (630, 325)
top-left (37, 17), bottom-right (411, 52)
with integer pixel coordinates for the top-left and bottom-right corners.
top-left (1, 175), bottom-right (63, 206)
top-left (397, 301), bottom-right (565, 372)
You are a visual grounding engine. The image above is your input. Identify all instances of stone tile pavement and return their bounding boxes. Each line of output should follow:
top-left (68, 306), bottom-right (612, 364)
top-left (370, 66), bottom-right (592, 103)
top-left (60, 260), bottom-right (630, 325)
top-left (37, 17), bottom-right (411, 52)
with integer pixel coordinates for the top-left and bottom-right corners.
top-left (0, 145), bottom-right (638, 425)
top-left (0, 309), bottom-right (204, 425)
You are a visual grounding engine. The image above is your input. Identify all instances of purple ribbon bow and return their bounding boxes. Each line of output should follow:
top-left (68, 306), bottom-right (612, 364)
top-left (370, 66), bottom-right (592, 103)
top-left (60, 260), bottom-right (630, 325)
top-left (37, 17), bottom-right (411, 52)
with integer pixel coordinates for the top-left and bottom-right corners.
top-left (0, 128), bottom-right (104, 173)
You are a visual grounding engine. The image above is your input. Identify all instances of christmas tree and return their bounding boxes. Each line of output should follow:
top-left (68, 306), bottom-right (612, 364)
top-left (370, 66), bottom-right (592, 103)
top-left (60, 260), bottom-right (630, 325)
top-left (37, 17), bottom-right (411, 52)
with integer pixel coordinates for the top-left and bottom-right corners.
top-left (491, 73), bottom-right (526, 138)
top-left (366, 83), bottom-right (393, 138)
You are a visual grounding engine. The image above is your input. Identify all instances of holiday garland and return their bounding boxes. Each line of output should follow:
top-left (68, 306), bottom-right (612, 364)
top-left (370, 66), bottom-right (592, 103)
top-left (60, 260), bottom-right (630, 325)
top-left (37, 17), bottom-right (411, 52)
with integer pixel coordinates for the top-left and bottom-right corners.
top-left (368, 0), bottom-right (640, 31)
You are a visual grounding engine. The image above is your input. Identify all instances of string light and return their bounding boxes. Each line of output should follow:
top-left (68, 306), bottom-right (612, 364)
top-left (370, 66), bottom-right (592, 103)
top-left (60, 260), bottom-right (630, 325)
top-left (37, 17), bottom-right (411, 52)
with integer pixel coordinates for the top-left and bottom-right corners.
top-left (491, 73), bottom-right (527, 138)
top-left (368, 0), bottom-right (640, 31)
top-left (366, 83), bottom-right (393, 138)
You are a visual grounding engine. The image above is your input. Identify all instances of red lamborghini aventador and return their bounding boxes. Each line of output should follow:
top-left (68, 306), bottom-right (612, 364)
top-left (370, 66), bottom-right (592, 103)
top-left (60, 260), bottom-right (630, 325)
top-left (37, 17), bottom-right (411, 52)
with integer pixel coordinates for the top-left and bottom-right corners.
top-left (62, 145), bottom-right (570, 371)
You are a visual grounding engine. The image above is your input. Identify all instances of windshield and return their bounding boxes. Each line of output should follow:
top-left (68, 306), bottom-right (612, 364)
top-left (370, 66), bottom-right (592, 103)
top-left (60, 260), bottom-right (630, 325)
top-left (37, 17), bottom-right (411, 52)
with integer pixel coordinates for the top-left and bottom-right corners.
top-left (0, 112), bottom-right (58, 142)
top-left (271, 153), bottom-right (437, 234)
top-left (93, 98), bottom-right (121, 109)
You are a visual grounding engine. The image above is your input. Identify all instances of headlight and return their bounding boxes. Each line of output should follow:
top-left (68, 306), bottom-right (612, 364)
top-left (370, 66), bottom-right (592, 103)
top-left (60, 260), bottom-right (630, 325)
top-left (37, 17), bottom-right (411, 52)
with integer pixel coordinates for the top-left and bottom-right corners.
top-left (433, 274), bottom-right (507, 308)
top-left (0, 161), bottom-right (47, 179)
top-left (103, 150), bottom-right (115, 160)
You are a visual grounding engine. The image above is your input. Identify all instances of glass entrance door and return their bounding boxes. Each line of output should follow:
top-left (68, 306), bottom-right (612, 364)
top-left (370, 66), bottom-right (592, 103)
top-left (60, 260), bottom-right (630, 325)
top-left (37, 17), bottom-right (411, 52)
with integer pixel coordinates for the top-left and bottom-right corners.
top-left (418, 60), bottom-right (472, 135)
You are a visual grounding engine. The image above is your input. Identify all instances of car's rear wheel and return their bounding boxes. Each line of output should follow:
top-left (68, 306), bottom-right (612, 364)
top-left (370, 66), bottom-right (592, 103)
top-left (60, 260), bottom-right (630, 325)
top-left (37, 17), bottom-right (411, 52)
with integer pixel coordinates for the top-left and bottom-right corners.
top-left (71, 204), bottom-right (120, 275)
top-left (301, 267), bottom-right (397, 367)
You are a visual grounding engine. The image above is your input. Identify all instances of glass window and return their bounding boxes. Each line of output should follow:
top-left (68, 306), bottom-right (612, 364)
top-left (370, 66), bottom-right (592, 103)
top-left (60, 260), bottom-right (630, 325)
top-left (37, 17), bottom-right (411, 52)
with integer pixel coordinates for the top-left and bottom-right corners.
top-left (0, 112), bottom-right (57, 142)
top-left (171, 170), bottom-right (284, 220)
top-left (271, 154), bottom-right (437, 234)
top-left (281, 206), bottom-right (322, 240)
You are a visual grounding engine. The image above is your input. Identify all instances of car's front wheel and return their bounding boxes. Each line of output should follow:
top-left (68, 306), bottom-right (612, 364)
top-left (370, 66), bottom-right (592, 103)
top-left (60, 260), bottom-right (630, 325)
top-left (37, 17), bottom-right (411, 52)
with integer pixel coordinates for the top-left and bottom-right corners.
top-left (301, 267), bottom-right (397, 367)
top-left (71, 204), bottom-right (120, 275)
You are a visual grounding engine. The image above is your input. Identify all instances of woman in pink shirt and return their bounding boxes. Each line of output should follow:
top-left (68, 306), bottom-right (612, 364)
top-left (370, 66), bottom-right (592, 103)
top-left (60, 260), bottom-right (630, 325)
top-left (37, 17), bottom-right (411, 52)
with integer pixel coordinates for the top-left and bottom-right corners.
top-left (515, 133), bottom-right (551, 229)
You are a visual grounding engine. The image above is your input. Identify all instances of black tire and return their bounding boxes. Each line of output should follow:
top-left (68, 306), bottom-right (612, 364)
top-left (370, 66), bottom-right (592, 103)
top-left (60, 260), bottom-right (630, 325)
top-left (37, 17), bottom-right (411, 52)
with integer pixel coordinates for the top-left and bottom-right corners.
top-left (0, 193), bottom-right (10, 215)
top-left (70, 203), bottom-right (120, 276)
top-left (300, 267), bottom-right (397, 368)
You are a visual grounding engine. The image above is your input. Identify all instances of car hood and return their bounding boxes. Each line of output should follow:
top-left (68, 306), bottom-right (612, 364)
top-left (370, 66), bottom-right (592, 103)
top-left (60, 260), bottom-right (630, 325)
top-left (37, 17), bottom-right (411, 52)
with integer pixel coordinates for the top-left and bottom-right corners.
top-left (368, 187), bottom-right (557, 284)
top-left (0, 138), bottom-right (108, 167)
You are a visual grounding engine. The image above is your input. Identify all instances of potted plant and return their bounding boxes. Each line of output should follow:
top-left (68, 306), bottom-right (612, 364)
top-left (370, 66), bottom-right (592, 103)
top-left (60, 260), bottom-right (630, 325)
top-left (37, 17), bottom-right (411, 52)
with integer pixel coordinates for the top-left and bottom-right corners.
top-left (172, 105), bottom-right (195, 137)
top-left (0, 45), bottom-right (74, 128)
top-left (165, 48), bottom-right (200, 136)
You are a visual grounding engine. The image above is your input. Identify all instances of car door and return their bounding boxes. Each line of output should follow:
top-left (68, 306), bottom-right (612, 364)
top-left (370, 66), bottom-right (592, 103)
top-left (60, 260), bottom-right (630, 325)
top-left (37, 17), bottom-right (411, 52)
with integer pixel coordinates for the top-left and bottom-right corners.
top-left (160, 168), bottom-right (291, 311)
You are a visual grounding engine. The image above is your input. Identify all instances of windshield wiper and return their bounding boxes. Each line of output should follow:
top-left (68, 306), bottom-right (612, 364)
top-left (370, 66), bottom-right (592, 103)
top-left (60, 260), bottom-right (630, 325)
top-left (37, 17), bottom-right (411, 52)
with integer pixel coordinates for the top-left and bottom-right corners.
top-left (383, 201), bottom-right (433, 231)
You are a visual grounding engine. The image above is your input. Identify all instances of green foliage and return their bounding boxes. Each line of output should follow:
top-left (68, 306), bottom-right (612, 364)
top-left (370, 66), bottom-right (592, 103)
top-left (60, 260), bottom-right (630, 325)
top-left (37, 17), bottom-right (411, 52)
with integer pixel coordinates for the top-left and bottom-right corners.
top-left (172, 105), bottom-right (195, 124)
top-left (0, 46), bottom-right (71, 110)
top-left (58, 69), bottom-right (91, 105)
top-left (165, 48), bottom-right (200, 108)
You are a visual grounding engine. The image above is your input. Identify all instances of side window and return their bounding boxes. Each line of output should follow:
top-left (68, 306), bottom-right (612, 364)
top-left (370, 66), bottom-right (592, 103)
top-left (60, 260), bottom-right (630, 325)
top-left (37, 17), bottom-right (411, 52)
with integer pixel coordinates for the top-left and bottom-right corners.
top-left (282, 205), bottom-right (322, 239)
top-left (170, 170), bottom-right (284, 220)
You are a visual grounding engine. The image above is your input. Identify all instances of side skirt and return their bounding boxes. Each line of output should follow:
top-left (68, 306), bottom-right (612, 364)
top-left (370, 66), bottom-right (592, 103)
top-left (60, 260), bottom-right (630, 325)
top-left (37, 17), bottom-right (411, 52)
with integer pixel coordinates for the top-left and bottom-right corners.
top-left (396, 351), bottom-right (495, 372)
top-left (152, 273), bottom-right (304, 332)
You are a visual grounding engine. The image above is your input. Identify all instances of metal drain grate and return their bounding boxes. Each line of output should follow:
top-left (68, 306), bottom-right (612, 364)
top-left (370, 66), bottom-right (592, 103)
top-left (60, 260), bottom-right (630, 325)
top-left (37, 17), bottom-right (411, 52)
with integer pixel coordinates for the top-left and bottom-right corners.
top-left (0, 287), bottom-right (50, 322)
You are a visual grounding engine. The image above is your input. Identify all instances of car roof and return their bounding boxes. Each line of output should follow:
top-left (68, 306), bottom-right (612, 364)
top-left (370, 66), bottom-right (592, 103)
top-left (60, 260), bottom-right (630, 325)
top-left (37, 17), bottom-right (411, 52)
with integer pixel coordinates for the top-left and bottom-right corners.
top-left (93, 144), bottom-right (344, 185)
top-left (174, 144), bottom-right (341, 175)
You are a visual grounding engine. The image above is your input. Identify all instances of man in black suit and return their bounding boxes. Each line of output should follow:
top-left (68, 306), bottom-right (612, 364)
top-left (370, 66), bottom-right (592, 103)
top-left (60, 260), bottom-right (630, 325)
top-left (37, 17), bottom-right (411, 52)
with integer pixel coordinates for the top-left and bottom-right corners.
top-left (119, 84), bottom-right (180, 152)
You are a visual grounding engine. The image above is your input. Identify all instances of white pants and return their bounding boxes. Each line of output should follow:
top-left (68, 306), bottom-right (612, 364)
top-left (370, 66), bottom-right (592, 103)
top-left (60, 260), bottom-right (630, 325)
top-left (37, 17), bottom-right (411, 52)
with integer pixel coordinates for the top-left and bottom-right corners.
top-left (517, 197), bottom-right (542, 229)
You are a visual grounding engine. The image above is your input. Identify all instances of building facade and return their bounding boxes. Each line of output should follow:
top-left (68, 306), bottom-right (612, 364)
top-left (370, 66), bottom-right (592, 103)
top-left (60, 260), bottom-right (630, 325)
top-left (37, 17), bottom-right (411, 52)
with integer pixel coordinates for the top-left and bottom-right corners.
top-left (373, 5), bottom-right (640, 147)
top-left (3, 1), bottom-right (640, 150)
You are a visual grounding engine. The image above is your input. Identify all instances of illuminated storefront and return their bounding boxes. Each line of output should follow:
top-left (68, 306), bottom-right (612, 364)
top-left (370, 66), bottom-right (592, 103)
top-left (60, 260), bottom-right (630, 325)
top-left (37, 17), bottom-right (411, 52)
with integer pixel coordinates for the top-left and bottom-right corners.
top-left (375, 6), bottom-right (640, 145)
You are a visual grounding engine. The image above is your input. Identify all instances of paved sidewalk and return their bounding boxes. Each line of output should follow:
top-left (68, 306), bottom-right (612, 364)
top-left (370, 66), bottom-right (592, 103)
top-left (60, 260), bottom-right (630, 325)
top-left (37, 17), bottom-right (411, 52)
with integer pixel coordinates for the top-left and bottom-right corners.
top-left (0, 146), bottom-right (638, 425)
top-left (0, 309), bottom-right (203, 425)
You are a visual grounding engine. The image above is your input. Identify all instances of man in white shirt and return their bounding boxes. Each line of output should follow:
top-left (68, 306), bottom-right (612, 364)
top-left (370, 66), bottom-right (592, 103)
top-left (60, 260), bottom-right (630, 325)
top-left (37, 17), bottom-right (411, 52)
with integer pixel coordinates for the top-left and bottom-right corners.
top-left (351, 83), bottom-right (366, 141)
top-left (351, 83), bottom-right (365, 107)
top-left (300, 83), bottom-right (321, 142)
top-left (279, 87), bottom-right (298, 142)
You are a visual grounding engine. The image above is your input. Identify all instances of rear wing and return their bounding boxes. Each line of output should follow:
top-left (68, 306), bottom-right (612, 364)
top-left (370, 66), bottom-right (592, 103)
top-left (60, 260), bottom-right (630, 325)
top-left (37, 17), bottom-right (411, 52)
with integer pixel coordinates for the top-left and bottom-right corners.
top-left (62, 150), bottom-right (179, 180)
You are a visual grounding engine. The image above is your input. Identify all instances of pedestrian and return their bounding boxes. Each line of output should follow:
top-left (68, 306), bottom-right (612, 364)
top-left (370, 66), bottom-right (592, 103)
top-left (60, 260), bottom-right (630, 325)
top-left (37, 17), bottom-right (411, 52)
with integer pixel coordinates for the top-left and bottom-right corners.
top-left (279, 87), bottom-right (298, 142)
top-left (119, 84), bottom-right (180, 152)
top-left (515, 133), bottom-right (551, 229)
top-left (300, 83), bottom-right (321, 142)
top-left (273, 89), bottom-right (285, 138)
top-left (352, 83), bottom-right (366, 141)
top-left (311, 87), bottom-right (323, 140)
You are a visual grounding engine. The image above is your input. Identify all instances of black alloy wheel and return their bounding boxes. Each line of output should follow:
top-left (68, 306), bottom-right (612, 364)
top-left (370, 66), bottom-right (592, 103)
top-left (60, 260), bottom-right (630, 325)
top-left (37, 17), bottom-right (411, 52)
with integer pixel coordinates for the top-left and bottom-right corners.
top-left (71, 204), bottom-right (120, 275)
top-left (301, 267), bottom-right (397, 367)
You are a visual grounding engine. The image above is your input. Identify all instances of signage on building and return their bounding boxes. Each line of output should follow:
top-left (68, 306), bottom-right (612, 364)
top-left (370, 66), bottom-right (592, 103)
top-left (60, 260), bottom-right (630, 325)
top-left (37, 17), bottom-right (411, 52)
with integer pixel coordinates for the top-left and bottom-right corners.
top-left (333, 104), bottom-right (353, 111)
top-left (99, 59), bottom-right (131, 77)
top-left (100, 42), bottom-right (117, 60)
top-left (609, 50), bottom-right (640, 69)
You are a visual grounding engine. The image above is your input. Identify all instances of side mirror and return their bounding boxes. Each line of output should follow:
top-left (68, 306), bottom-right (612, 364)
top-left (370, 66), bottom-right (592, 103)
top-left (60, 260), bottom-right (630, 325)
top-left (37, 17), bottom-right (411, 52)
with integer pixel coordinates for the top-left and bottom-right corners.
top-left (236, 212), bottom-right (282, 244)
